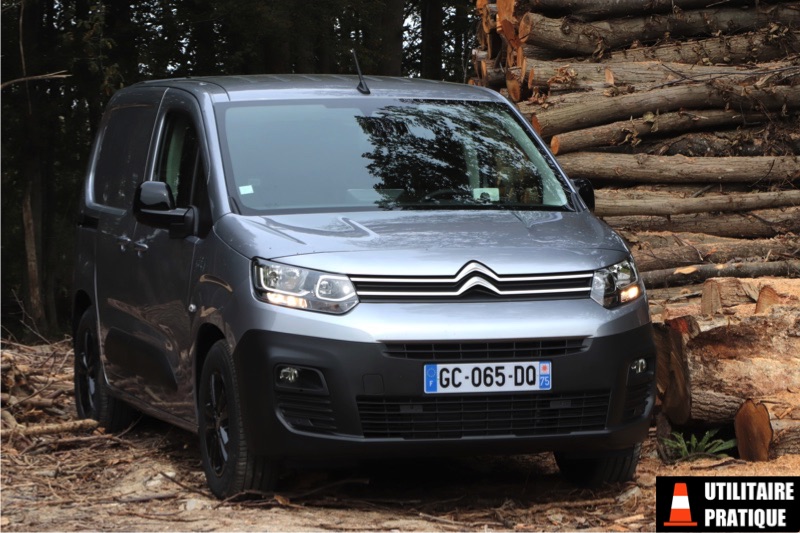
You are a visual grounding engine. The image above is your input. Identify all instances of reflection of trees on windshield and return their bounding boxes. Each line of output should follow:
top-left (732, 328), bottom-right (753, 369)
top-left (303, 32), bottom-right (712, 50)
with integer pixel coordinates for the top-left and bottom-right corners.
top-left (357, 102), bottom-right (544, 207)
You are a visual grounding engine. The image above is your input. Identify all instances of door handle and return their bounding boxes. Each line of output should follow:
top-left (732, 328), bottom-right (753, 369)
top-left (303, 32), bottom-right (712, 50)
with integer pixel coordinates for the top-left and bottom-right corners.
top-left (116, 236), bottom-right (132, 252)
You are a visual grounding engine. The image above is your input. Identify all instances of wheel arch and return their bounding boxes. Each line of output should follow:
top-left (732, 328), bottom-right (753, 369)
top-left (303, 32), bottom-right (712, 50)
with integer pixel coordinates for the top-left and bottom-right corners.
top-left (194, 323), bottom-right (226, 408)
top-left (72, 291), bottom-right (93, 336)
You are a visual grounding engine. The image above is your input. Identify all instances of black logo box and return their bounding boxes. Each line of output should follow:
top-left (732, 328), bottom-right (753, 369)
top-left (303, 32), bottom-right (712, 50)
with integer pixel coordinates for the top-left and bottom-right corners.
top-left (656, 476), bottom-right (799, 533)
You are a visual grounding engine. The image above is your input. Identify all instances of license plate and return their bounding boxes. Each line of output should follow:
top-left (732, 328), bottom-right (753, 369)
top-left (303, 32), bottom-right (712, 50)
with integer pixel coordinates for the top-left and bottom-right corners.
top-left (424, 361), bottom-right (552, 394)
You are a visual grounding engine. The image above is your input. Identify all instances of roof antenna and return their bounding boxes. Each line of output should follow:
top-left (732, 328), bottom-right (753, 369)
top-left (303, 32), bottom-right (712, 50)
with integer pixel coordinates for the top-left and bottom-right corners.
top-left (351, 49), bottom-right (371, 95)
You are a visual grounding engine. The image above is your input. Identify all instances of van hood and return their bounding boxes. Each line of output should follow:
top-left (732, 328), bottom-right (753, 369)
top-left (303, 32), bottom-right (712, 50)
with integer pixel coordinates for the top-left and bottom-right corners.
top-left (216, 210), bottom-right (630, 276)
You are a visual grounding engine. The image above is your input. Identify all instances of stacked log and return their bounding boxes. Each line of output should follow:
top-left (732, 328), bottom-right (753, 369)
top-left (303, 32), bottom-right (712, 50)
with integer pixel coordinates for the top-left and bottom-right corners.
top-left (473, 0), bottom-right (800, 461)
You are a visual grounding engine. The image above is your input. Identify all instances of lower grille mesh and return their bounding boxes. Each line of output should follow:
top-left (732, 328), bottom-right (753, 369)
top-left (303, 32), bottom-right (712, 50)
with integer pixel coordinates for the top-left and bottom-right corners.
top-left (357, 391), bottom-right (609, 439)
top-left (276, 392), bottom-right (337, 434)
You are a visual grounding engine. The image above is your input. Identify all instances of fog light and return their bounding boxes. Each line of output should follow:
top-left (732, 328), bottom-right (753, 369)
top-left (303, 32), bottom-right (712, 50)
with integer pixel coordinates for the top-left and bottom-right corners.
top-left (630, 358), bottom-right (647, 374)
top-left (279, 366), bottom-right (300, 384)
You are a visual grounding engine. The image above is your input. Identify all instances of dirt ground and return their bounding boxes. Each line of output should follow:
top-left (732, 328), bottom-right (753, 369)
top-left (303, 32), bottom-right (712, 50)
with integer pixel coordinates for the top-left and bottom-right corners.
top-left (2, 341), bottom-right (799, 532)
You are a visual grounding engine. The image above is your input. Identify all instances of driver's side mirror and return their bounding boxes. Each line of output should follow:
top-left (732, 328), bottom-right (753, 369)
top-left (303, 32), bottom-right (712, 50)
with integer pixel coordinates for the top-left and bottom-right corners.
top-left (133, 181), bottom-right (196, 238)
top-left (572, 178), bottom-right (595, 211)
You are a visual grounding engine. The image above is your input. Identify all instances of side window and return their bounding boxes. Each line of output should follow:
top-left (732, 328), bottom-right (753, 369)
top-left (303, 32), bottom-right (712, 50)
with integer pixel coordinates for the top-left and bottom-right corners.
top-left (156, 112), bottom-right (212, 236)
top-left (93, 104), bottom-right (157, 209)
top-left (156, 113), bottom-right (199, 208)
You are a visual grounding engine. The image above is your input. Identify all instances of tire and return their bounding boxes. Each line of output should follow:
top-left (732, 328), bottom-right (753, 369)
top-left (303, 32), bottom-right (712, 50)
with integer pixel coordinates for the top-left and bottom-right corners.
top-left (198, 340), bottom-right (278, 499)
top-left (555, 444), bottom-right (641, 487)
top-left (73, 307), bottom-right (135, 431)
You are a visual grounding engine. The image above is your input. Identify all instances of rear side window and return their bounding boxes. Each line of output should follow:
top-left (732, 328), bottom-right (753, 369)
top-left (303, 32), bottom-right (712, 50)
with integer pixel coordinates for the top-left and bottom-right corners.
top-left (93, 104), bottom-right (158, 209)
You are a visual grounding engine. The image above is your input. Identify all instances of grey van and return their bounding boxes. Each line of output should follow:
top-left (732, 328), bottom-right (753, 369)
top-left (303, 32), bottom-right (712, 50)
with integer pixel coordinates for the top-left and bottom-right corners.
top-left (73, 75), bottom-right (655, 498)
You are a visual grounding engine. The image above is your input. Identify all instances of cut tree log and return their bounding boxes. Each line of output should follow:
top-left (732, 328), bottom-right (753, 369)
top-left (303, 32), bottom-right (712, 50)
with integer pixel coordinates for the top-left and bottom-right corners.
top-left (641, 259), bottom-right (800, 289)
top-left (735, 399), bottom-right (773, 461)
top-left (631, 236), bottom-right (800, 273)
top-left (654, 289), bottom-right (800, 426)
top-left (534, 83), bottom-right (800, 137)
top-left (551, 109), bottom-right (767, 155)
top-left (558, 153), bottom-right (800, 184)
top-left (595, 189), bottom-right (800, 217)
top-left (518, 4), bottom-right (800, 56)
top-left (604, 207), bottom-right (800, 238)
top-left (641, 128), bottom-right (800, 158)
top-left (606, 29), bottom-right (800, 64)
top-left (1, 418), bottom-right (99, 438)
top-left (526, 59), bottom-right (797, 91)
top-left (699, 277), bottom-right (800, 315)
top-left (520, 0), bottom-right (740, 21)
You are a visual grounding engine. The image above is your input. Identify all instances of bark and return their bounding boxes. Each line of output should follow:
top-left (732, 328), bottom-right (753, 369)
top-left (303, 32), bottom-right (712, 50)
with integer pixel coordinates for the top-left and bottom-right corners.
top-left (525, 0), bottom-right (750, 20)
top-left (653, 297), bottom-right (800, 425)
top-left (641, 259), bottom-right (800, 288)
top-left (606, 29), bottom-right (799, 64)
top-left (526, 59), bottom-right (795, 92)
top-left (379, 0), bottom-right (405, 76)
top-left (421, 0), bottom-right (444, 79)
top-left (642, 128), bottom-right (800, 157)
top-left (534, 83), bottom-right (800, 137)
top-left (2, 419), bottom-right (99, 438)
top-left (595, 189), bottom-right (800, 217)
top-left (632, 236), bottom-right (800, 272)
top-left (558, 153), bottom-right (800, 184)
top-left (604, 207), bottom-right (800, 238)
top-left (550, 109), bottom-right (766, 155)
top-left (518, 4), bottom-right (800, 56)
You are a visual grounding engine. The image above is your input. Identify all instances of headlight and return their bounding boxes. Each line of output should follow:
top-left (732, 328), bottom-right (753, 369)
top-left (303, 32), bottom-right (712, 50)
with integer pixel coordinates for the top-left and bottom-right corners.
top-left (253, 260), bottom-right (358, 314)
top-left (590, 258), bottom-right (642, 308)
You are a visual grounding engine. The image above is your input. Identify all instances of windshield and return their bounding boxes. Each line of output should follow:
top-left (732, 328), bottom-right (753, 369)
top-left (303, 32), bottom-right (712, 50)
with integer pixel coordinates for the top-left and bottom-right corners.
top-left (216, 98), bottom-right (572, 214)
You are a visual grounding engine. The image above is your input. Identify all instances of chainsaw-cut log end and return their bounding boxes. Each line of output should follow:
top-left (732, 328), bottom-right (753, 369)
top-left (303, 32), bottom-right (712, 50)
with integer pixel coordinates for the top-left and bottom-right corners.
top-left (735, 399), bottom-right (772, 462)
top-left (550, 135), bottom-right (560, 155)
top-left (530, 114), bottom-right (542, 134)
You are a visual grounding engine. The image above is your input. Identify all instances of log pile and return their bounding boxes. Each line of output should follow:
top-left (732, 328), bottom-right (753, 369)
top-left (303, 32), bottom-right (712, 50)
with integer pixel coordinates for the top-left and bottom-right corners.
top-left (472, 0), bottom-right (799, 237)
top-left (0, 340), bottom-right (95, 441)
top-left (474, 0), bottom-right (800, 461)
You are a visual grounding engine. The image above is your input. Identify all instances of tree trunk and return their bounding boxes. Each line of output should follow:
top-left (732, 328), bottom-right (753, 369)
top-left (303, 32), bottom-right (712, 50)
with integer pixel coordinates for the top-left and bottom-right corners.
top-left (518, 4), bottom-right (800, 56)
top-left (603, 207), bottom-right (800, 238)
top-left (632, 239), bottom-right (800, 274)
top-left (595, 189), bottom-right (800, 217)
top-left (523, 0), bottom-right (740, 21)
top-left (558, 153), bottom-right (800, 184)
top-left (525, 59), bottom-right (793, 92)
top-left (421, 0), bottom-right (444, 79)
top-left (550, 109), bottom-right (766, 155)
top-left (534, 84), bottom-right (800, 137)
top-left (640, 128), bottom-right (800, 158)
top-left (378, 0), bottom-right (405, 76)
top-left (642, 260), bottom-right (800, 289)
top-left (654, 294), bottom-right (800, 426)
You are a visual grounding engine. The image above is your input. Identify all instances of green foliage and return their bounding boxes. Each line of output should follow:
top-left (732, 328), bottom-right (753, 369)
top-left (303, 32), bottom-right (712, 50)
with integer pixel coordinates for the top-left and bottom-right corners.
top-left (661, 428), bottom-right (738, 462)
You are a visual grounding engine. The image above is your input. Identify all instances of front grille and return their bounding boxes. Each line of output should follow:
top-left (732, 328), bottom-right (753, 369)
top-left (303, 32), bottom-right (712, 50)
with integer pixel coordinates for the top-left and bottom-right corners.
top-left (357, 391), bottom-right (610, 439)
top-left (383, 339), bottom-right (588, 360)
top-left (276, 391), bottom-right (337, 434)
top-left (351, 262), bottom-right (592, 302)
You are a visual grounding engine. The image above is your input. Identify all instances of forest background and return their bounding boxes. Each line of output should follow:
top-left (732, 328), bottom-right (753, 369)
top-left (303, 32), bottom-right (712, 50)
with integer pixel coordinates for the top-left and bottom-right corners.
top-left (0, 0), bottom-right (475, 339)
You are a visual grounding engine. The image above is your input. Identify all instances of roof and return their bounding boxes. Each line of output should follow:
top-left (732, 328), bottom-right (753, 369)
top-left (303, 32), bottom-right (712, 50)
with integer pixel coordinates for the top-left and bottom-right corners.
top-left (136, 74), bottom-right (501, 103)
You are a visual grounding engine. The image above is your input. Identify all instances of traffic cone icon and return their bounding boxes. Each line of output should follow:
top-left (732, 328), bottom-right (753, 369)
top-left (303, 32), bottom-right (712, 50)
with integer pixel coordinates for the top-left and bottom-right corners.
top-left (663, 482), bottom-right (697, 527)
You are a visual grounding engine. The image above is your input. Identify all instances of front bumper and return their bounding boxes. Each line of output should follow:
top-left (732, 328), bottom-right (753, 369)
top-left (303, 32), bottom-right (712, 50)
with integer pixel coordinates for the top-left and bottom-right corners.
top-left (232, 322), bottom-right (656, 462)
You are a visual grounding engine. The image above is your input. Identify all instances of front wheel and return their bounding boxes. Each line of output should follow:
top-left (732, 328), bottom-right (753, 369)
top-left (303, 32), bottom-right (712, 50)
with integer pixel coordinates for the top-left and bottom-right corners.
top-left (198, 340), bottom-right (278, 498)
top-left (555, 444), bottom-right (641, 487)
